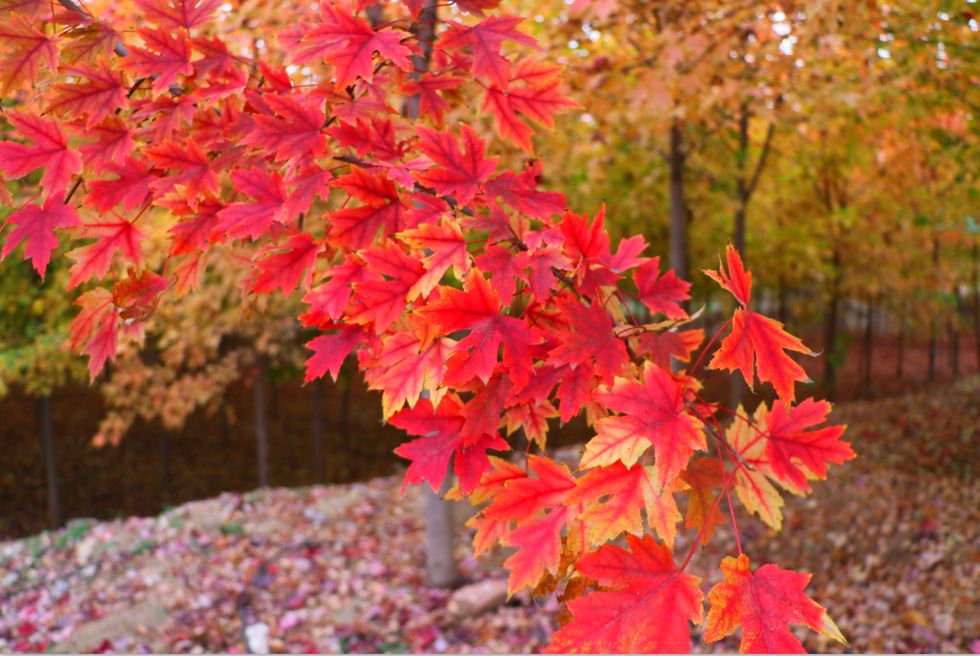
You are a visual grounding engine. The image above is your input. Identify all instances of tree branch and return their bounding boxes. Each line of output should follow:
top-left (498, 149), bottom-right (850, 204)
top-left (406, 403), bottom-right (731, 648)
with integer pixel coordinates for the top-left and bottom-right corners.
top-left (745, 121), bottom-right (775, 199)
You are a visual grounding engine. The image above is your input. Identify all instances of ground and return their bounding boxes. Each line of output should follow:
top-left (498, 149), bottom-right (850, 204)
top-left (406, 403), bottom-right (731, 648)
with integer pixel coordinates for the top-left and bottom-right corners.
top-left (1, 378), bottom-right (977, 654)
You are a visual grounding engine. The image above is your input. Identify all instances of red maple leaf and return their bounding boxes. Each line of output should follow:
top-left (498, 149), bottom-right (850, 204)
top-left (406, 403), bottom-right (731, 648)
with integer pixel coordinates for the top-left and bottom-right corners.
top-left (401, 73), bottom-right (464, 124)
top-left (415, 270), bottom-right (535, 388)
top-left (474, 244), bottom-right (523, 304)
top-left (133, 0), bottom-right (222, 30)
top-left (482, 455), bottom-right (575, 525)
top-left (77, 119), bottom-right (135, 170)
top-left (348, 244), bottom-right (423, 334)
top-left (546, 534), bottom-right (703, 653)
top-left (0, 112), bottom-right (82, 200)
top-left (166, 197), bottom-right (222, 256)
top-left (486, 164), bottom-right (566, 220)
top-left (361, 331), bottom-right (451, 418)
top-left (243, 94), bottom-right (327, 162)
top-left (69, 288), bottom-right (118, 379)
top-left (326, 169), bottom-right (407, 249)
top-left (400, 219), bottom-right (471, 299)
top-left (328, 116), bottom-right (404, 162)
top-left (705, 246), bottom-right (813, 401)
top-left (704, 244), bottom-right (752, 307)
top-left (586, 362), bottom-right (705, 490)
top-left (124, 28), bottom-right (193, 95)
top-left (502, 504), bottom-right (569, 593)
top-left (292, 3), bottom-right (414, 87)
top-left (635, 328), bottom-right (704, 370)
top-left (213, 167), bottom-right (289, 241)
top-left (251, 232), bottom-right (324, 295)
top-left (708, 308), bottom-right (813, 402)
top-left (758, 400), bottom-right (854, 495)
top-left (440, 17), bottom-right (537, 88)
top-left (301, 256), bottom-right (372, 327)
top-left (1, 199), bottom-right (80, 276)
top-left (112, 268), bottom-right (168, 321)
top-left (145, 139), bottom-right (219, 201)
top-left (483, 59), bottom-right (579, 151)
top-left (547, 297), bottom-right (629, 385)
top-left (84, 157), bottom-right (154, 213)
top-left (390, 395), bottom-right (507, 494)
top-left (566, 461), bottom-right (681, 548)
top-left (704, 554), bottom-right (845, 653)
top-left (634, 256), bottom-right (690, 319)
top-left (459, 372), bottom-right (512, 439)
top-left (46, 62), bottom-right (127, 127)
top-left (415, 125), bottom-right (498, 206)
top-left (0, 16), bottom-right (59, 95)
top-left (67, 221), bottom-right (143, 288)
top-left (304, 325), bottom-right (363, 382)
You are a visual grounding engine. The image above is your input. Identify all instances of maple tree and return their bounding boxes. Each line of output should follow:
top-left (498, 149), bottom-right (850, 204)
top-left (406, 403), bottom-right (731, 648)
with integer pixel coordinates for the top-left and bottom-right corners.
top-left (0, 0), bottom-right (859, 651)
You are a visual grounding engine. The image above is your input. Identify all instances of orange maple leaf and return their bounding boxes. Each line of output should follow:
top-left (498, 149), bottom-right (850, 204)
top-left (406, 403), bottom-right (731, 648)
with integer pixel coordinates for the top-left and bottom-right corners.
top-left (705, 554), bottom-right (846, 653)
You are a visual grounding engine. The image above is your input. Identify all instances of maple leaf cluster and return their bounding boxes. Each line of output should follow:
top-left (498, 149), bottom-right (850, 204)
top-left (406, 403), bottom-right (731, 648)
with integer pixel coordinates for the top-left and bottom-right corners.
top-left (0, 0), bottom-right (854, 651)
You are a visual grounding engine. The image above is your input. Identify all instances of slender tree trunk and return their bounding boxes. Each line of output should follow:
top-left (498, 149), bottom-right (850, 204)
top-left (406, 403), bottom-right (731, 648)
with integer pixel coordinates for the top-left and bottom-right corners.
top-left (312, 378), bottom-right (324, 484)
top-left (160, 428), bottom-right (171, 501)
top-left (950, 289), bottom-right (961, 379)
top-left (928, 238), bottom-right (940, 383)
top-left (405, 0), bottom-right (456, 588)
top-left (733, 103), bottom-right (749, 256)
top-left (269, 380), bottom-right (279, 421)
top-left (36, 395), bottom-right (60, 529)
top-left (424, 475), bottom-right (457, 588)
top-left (339, 371), bottom-right (351, 441)
top-left (254, 358), bottom-right (270, 488)
top-left (973, 240), bottom-right (979, 372)
top-left (777, 277), bottom-right (788, 325)
top-left (897, 299), bottom-right (906, 380)
top-left (728, 106), bottom-right (755, 410)
top-left (824, 249), bottom-right (841, 401)
top-left (863, 297), bottom-right (874, 398)
top-left (668, 120), bottom-right (688, 281)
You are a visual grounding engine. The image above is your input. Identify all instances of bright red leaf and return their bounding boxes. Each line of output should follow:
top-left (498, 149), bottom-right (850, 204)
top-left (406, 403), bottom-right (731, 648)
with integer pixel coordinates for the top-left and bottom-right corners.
top-left (547, 534), bottom-right (703, 654)
top-left (0, 112), bottom-right (82, 200)
top-left (586, 362), bottom-right (705, 489)
top-left (704, 554), bottom-right (845, 653)
top-left (759, 400), bottom-right (854, 495)
top-left (708, 308), bottom-right (813, 402)
top-left (415, 125), bottom-right (498, 206)
top-left (304, 325), bottom-right (363, 382)
top-left (0, 198), bottom-right (80, 276)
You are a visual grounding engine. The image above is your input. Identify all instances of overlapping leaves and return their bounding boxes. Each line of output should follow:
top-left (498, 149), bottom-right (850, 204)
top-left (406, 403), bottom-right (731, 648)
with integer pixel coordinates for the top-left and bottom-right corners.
top-left (0, 0), bottom-right (851, 652)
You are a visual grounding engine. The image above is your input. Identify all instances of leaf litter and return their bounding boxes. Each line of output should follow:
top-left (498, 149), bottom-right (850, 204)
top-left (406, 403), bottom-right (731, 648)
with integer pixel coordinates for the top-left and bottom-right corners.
top-left (1, 377), bottom-right (976, 653)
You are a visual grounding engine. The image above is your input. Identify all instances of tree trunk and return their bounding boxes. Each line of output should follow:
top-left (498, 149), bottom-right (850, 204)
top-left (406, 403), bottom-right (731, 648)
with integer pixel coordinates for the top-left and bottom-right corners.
top-left (823, 248), bottom-right (841, 401)
top-left (312, 378), bottom-right (324, 484)
top-left (668, 120), bottom-right (688, 281)
top-left (405, 0), bottom-right (456, 587)
top-left (928, 238), bottom-right (940, 383)
top-left (254, 358), bottom-right (270, 488)
top-left (824, 294), bottom-right (839, 401)
top-left (725, 107), bottom-right (752, 409)
top-left (733, 103), bottom-right (749, 256)
top-left (269, 380), bottom-right (279, 421)
top-left (863, 297), bottom-right (874, 399)
top-left (160, 428), bottom-right (171, 501)
top-left (777, 277), bottom-right (788, 325)
top-left (36, 395), bottom-right (60, 529)
top-left (897, 299), bottom-right (906, 380)
top-left (424, 476), bottom-right (458, 588)
top-left (950, 289), bottom-right (961, 379)
top-left (973, 240), bottom-right (979, 372)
